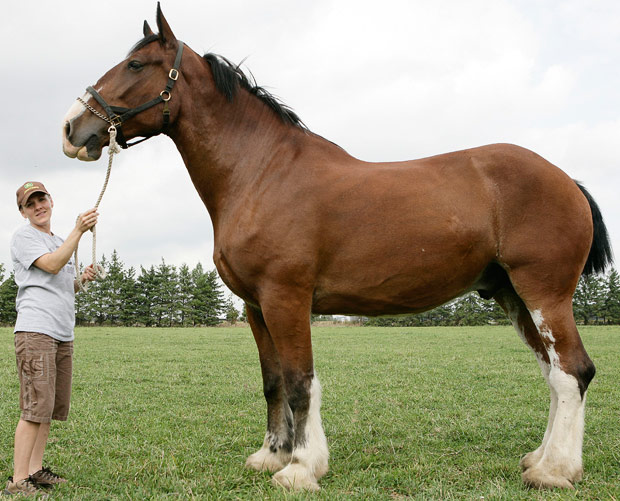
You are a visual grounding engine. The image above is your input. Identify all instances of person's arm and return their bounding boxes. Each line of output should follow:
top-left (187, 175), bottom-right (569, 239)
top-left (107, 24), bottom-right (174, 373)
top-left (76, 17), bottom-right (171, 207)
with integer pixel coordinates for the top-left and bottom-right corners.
top-left (33, 209), bottom-right (99, 274)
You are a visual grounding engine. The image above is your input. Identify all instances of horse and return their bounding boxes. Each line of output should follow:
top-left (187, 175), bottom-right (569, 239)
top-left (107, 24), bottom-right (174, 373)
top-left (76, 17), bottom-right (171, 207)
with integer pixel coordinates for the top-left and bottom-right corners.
top-left (62, 4), bottom-right (612, 492)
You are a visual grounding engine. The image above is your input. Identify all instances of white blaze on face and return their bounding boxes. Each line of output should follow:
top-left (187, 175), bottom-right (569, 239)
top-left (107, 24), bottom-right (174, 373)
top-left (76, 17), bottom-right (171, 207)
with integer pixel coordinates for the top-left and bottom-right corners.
top-left (63, 91), bottom-right (90, 123)
top-left (62, 92), bottom-right (90, 158)
top-left (62, 92), bottom-right (103, 161)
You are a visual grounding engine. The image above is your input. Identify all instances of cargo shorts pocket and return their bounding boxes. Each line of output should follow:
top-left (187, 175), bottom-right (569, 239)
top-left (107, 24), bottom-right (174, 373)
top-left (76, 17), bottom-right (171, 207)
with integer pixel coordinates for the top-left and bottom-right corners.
top-left (17, 353), bottom-right (50, 412)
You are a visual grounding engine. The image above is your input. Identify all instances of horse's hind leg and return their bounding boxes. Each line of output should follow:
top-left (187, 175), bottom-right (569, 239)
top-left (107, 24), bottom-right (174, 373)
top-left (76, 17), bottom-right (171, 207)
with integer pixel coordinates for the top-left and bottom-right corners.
top-left (495, 290), bottom-right (555, 468)
top-left (523, 303), bottom-right (594, 489)
top-left (495, 287), bottom-right (595, 489)
top-left (245, 305), bottom-right (293, 472)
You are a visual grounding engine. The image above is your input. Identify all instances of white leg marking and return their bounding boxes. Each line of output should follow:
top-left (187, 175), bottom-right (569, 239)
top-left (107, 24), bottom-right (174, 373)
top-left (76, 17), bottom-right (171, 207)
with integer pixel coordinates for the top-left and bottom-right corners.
top-left (503, 303), bottom-right (557, 471)
top-left (272, 376), bottom-right (329, 491)
top-left (245, 432), bottom-right (290, 473)
top-left (522, 310), bottom-right (585, 488)
top-left (521, 358), bottom-right (556, 471)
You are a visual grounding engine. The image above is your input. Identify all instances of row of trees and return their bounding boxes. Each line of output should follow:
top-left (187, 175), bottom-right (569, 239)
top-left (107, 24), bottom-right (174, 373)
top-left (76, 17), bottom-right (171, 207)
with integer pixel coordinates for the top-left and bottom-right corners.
top-left (0, 251), bottom-right (240, 327)
top-left (1, 255), bottom-right (620, 326)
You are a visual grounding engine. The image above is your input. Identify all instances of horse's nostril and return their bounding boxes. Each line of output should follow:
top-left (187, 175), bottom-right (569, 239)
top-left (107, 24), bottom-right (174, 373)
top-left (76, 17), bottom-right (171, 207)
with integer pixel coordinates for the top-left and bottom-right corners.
top-left (64, 121), bottom-right (71, 138)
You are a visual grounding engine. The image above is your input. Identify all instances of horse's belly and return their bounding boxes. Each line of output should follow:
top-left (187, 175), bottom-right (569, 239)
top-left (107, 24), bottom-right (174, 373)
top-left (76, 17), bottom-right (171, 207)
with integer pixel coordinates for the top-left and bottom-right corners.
top-left (312, 247), bottom-right (493, 316)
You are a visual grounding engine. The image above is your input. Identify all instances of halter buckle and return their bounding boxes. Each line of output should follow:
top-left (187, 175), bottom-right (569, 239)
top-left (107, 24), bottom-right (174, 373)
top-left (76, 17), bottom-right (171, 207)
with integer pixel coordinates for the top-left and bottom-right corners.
top-left (169, 68), bottom-right (179, 81)
top-left (110, 116), bottom-right (122, 127)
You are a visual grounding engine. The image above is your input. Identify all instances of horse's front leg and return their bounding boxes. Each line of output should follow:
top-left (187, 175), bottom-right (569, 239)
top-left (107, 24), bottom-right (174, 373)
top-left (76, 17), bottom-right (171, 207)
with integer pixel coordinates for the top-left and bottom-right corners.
top-left (260, 292), bottom-right (329, 491)
top-left (245, 305), bottom-right (294, 472)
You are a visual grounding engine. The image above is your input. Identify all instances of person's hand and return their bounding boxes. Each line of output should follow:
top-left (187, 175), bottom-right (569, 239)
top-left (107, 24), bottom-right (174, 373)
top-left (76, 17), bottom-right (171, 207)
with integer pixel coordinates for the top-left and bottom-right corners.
top-left (76, 208), bottom-right (99, 233)
top-left (81, 264), bottom-right (97, 283)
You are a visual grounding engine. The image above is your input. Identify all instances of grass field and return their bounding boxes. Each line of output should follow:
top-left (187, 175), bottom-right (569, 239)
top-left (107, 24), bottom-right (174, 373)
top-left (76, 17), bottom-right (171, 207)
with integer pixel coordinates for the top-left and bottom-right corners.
top-left (0, 325), bottom-right (618, 500)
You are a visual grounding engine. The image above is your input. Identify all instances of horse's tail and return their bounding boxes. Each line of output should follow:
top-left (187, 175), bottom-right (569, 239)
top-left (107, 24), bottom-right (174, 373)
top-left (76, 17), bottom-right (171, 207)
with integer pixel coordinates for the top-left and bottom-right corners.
top-left (575, 181), bottom-right (613, 276)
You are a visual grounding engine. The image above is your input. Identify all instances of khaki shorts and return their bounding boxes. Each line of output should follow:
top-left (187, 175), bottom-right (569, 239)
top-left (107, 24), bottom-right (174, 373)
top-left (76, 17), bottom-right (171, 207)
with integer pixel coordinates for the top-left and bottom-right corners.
top-left (15, 332), bottom-right (73, 423)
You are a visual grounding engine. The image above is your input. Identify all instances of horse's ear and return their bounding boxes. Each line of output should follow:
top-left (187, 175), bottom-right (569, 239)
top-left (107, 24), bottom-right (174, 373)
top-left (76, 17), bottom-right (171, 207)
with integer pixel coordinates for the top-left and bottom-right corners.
top-left (156, 2), bottom-right (177, 46)
top-left (143, 20), bottom-right (155, 37)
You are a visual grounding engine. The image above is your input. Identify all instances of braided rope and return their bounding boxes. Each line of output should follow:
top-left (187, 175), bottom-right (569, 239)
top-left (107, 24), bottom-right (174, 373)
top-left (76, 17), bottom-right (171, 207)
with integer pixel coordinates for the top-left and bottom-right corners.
top-left (74, 126), bottom-right (120, 292)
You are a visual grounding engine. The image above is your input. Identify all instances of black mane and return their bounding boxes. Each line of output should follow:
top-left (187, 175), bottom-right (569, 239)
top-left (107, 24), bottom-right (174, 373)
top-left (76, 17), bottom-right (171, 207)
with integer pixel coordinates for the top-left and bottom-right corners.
top-left (203, 53), bottom-right (306, 130)
top-left (126, 36), bottom-right (306, 129)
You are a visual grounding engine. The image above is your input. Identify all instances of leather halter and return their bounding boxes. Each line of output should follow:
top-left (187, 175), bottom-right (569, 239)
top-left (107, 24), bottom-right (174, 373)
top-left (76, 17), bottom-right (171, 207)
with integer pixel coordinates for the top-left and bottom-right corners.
top-left (81, 42), bottom-right (184, 149)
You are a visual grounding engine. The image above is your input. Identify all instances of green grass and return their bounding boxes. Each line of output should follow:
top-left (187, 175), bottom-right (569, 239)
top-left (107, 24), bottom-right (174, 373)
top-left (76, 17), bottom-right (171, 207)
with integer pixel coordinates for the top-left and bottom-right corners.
top-left (0, 325), bottom-right (618, 500)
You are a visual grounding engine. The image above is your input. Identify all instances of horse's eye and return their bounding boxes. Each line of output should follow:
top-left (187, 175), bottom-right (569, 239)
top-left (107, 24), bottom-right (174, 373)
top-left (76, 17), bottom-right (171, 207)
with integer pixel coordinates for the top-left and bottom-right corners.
top-left (128, 60), bottom-right (143, 71)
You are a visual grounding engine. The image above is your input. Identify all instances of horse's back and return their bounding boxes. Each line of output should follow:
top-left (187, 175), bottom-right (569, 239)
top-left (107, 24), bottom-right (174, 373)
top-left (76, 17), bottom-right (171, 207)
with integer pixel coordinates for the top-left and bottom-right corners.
top-left (310, 143), bottom-right (592, 314)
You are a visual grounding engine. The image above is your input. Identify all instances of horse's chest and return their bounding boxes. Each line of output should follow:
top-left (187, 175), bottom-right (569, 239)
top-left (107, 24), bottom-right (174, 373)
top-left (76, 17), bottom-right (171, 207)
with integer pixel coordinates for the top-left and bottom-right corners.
top-left (213, 246), bottom-right (261, 304)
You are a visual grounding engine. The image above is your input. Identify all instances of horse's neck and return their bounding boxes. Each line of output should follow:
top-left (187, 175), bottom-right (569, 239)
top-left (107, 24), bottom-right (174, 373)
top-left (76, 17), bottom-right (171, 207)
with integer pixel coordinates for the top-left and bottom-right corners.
top-left (170, 88), bottom-right (307, 223)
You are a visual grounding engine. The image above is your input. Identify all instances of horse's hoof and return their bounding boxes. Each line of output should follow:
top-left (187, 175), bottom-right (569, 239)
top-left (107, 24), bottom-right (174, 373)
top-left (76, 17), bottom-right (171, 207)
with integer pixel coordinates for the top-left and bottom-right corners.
top-left (520, 449), bottom-right (543, 471)
top-left (272, 464), bottom-right (320, 491)
top-left (245, 448), bottom-right (287, 473)
top-left (522, 465), bottom-right (576, 489)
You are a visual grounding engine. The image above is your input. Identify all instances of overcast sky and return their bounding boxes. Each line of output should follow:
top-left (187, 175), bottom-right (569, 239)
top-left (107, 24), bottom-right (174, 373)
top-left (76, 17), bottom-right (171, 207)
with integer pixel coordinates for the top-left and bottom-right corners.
top-left (2, 1), bottom-right (619, 288)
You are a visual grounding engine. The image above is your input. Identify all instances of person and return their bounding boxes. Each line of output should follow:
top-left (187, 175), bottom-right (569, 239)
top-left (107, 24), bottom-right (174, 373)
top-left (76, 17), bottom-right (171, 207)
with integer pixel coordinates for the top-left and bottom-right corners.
top-left (4, 182), bottom-right (99, 497)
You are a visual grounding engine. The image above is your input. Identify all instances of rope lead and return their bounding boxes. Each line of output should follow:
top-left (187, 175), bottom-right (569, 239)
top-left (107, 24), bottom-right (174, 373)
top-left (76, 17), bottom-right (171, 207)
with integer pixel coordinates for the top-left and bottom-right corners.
top-left (74, 127), bottom-right (119, 292)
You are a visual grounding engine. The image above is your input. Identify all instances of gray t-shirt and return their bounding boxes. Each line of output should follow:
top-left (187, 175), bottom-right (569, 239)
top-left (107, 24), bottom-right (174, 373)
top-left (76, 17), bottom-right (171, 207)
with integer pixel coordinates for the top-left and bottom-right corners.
top-left (11, 224), bottom-right (76, 342)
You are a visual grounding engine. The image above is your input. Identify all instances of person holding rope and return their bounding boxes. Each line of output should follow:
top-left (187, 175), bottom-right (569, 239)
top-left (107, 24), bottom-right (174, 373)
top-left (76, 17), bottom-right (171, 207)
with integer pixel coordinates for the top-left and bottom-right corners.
top-left (5, 182), bottom-right (99, 497)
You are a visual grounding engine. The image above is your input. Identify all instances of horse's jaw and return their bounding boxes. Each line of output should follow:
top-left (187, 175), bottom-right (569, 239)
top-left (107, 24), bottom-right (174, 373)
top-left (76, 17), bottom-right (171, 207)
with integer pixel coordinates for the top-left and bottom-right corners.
top-left (62, 94), bottom-right (105, 161)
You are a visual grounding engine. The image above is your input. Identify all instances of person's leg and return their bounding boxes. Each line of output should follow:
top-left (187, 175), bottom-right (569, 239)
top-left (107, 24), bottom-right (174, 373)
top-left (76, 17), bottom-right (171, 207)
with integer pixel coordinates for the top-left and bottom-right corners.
top-left (13, 419), bottom-right (41, 482)
top-left (29, 339), bottom-right (73, 486)
top-left (28, 422), bottom-right (51, 475)
top-left (13, 332), bottom-right (57, 482)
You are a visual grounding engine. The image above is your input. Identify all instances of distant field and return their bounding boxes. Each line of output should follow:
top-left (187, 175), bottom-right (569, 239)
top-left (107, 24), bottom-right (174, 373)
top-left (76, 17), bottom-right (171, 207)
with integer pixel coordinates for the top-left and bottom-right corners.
top-left (0, 326), bottom-right (618, 500)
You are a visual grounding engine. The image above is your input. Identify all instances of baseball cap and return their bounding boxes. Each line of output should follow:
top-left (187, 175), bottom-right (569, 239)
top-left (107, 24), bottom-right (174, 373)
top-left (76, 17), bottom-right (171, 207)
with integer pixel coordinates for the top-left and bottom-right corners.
top-left (16, 181), bottom-right (50, 208)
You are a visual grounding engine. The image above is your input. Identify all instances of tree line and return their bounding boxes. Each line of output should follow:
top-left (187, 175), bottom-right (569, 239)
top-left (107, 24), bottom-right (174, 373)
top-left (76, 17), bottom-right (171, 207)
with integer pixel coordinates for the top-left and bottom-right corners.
top-left (1, 256), bottom-right (619, 327)
top-left (0, 251), bottom-right (240, 327)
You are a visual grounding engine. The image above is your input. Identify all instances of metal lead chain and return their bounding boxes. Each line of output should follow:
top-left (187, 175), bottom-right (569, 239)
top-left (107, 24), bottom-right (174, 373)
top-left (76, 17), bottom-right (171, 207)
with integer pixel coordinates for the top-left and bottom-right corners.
top-left (76, 96), bottom-right (112, 124)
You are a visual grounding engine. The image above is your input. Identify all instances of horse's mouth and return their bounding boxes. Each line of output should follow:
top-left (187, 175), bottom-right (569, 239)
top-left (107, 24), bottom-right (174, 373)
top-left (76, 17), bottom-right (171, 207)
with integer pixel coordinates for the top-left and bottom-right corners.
top-left (62, 132), bottom-right (102, 161)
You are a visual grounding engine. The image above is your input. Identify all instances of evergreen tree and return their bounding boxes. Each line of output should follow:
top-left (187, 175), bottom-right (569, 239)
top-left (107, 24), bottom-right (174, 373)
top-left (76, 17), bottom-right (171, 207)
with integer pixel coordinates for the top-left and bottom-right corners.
top-left (153, 259), bottom-right (178, 326)
top-left (98, 251), bottom-right (127, 325)
top-left (191, 263), bottom-right (224, 326)
top-left (452, 293), bottom-right (487, 326)
top-left (602, 268), bottom-right (620, 324)
top-left (573, 274), bottom-right (604, 325)
top-left (119, 266), bottom-right (139, 326)
top-left (136, 265), bottom-right (158, 326)
top-left (0, 271), bottom-right (18, 325)
top-left (176, 263), bottom-right (194, 326)
top-left (224, 294), bottom-right (240, 324)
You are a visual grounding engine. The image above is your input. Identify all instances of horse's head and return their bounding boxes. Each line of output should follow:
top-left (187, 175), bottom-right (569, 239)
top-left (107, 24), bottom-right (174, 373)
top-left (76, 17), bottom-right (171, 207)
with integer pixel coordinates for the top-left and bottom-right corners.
top-left (62, 4), bottom-right (184, 161)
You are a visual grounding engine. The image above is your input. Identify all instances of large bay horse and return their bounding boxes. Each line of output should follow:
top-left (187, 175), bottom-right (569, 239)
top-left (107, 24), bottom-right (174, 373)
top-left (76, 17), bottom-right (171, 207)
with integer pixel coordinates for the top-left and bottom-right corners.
top-left (62, 5), bottom-right (612, 492)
